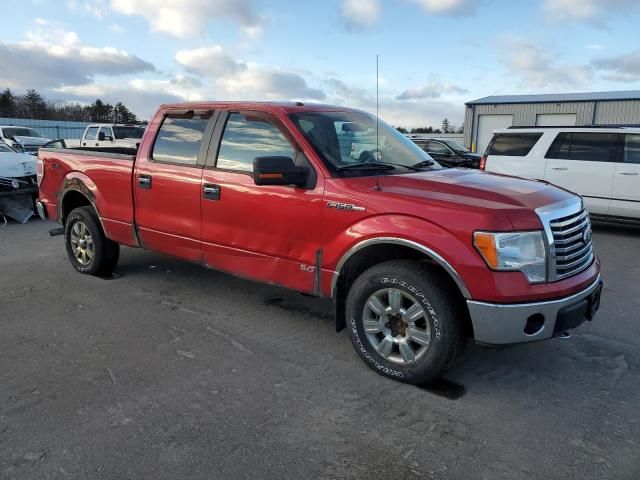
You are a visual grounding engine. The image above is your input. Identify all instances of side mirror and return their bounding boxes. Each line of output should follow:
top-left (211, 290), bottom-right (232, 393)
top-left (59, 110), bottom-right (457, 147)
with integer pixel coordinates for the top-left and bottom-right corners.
top-left (253, 156), bottom-right (309, 187)
top-left (98, 132), bottom-right (106, 141)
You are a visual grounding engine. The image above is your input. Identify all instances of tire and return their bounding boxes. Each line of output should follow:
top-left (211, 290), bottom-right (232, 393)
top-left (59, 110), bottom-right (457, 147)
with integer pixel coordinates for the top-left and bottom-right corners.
top-left (346, 260), bottom-right (466, 384)
top-left (64, 206), bottom-right (119, 276)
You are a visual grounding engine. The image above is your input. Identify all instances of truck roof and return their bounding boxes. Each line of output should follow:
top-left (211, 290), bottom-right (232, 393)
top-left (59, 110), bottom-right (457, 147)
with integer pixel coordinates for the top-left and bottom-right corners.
top-left (157, 101), bottom-right (365, 115)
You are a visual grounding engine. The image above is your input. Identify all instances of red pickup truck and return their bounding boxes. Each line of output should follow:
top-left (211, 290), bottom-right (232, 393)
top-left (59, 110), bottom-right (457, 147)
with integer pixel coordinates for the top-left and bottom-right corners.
top-left (37, 102), bottom-right (602, 383)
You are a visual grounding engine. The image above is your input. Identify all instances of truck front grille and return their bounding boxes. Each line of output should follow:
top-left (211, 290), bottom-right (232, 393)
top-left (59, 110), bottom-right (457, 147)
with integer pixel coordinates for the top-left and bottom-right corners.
top-left (549, 208), bottom-right (593, 280)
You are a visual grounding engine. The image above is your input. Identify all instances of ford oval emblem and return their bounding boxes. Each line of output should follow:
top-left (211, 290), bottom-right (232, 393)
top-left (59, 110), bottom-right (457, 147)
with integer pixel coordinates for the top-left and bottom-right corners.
top-left (583, 227), bottom-right (593, 244)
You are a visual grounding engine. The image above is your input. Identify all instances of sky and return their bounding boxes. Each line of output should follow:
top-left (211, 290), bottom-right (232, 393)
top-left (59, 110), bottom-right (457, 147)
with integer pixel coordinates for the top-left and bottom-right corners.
top-left (1, 0), bottom-right (639, 128)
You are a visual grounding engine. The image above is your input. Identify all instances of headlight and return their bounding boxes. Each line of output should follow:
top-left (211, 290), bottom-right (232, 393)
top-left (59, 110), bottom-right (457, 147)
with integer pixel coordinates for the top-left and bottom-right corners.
top-left (474, 231), bottom-right (547, 284)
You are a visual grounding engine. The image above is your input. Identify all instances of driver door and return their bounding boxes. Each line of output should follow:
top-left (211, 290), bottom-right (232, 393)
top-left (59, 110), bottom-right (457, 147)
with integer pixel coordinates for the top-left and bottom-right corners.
top-left (200, 111), bottom-right (325, 294)
top-left (97, 126), bottom-right (114, 148)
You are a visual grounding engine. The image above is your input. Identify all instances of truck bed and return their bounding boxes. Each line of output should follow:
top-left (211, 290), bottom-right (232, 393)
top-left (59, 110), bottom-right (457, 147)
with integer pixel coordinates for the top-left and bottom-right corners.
top-left (38, 147), bottom-right (137, 246)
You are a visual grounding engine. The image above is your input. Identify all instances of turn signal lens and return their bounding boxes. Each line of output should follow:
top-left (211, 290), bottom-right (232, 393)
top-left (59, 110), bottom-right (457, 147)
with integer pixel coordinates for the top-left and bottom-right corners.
top-left (473, 232), bottom-right (498, 268)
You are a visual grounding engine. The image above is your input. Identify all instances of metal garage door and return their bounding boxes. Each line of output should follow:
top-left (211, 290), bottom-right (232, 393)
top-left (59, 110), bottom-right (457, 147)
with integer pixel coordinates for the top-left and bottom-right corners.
top-left (535, 114), bottom-right (577, 126)
top-left (476, 115), bottom-right (513, 153)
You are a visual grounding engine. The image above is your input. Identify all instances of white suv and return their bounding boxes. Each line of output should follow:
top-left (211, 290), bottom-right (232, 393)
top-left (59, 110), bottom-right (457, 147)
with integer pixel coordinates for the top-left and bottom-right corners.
top-left (481, 127), bottom-right (640, 222)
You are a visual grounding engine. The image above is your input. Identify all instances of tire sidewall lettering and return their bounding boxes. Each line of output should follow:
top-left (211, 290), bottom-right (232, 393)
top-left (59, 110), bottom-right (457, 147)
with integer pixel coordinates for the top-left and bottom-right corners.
top-left (380, 277), bottom-right (441, 339)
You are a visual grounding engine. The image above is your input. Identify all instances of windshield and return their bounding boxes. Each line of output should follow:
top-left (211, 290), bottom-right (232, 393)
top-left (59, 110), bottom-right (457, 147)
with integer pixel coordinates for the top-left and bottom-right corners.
top-left (113, 126), bottom-right (144, 139)
top-left (443, 140), bottom-right (470, 154)
top-left (2, 127), bottom-right (44, 138)
top-left (289, 111), bottom-right (440, 175)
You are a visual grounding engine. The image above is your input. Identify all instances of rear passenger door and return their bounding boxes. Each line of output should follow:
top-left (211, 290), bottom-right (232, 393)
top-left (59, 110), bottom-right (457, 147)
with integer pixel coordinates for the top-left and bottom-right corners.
top-left (610, 133), bottom-right (640, 219)
top-left (134, 110), bottom-right (215, 262)
top-left (544, 132), bottom-right (615, 215)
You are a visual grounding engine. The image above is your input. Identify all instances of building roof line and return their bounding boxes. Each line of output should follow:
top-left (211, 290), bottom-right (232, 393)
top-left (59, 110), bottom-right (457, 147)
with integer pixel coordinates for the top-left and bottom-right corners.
top-left (466, 90), bottom-right (640, 106)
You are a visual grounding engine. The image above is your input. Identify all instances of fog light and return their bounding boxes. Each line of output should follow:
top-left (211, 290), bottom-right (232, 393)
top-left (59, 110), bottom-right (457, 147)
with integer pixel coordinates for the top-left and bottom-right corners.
top-left (11, 179), bottom-right (20, 189)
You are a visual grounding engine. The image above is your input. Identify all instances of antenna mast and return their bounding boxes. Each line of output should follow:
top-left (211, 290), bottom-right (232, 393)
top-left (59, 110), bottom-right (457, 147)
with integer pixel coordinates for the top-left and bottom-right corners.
top-left (376, 54), bottom-right (379, 156)
top-left (375, 54), bottom-right (381, 191)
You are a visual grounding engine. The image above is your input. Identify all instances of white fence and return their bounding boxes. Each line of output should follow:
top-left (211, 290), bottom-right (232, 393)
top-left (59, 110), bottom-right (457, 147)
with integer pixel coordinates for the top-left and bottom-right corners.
top-left (0, 117), bottom-right (91, 139)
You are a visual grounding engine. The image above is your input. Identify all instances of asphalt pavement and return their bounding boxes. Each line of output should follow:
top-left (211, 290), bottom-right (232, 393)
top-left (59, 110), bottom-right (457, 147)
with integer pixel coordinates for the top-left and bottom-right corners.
top-left (1, 219), bottom-right (639, 480)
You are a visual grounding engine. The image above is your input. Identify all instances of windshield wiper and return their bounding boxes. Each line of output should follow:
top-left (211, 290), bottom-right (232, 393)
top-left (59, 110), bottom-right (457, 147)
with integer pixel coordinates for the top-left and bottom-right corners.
top-left (336, 162), bottom-right (398, 171)
top-left (411, 160), bottom-right (436, 169)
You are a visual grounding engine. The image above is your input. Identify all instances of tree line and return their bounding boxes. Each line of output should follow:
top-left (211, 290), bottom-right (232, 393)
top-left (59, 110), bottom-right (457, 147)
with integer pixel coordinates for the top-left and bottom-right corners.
top-left (0, 88), bottom-right (140, 123)
top-left (396, 118), bottom-right (463, 134)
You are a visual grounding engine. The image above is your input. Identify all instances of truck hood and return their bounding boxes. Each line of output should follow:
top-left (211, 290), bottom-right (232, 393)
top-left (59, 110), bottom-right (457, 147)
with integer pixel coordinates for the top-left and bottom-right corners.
top-left (0, 152), bottom-right (37, 177)
top-left (377, 168), bottom-right (574, 220)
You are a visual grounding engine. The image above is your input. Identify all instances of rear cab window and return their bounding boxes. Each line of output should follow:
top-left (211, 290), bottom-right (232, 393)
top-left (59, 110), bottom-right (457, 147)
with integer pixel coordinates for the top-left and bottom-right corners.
top-left (151, 112), bottom-right (212, 166)
top-left (486, 133), bottom-right (542, 156)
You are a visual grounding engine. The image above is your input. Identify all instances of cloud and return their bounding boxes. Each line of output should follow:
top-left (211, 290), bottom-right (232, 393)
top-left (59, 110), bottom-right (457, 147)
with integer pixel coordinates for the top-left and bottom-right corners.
top-left (542, 0), bottom-right (639, 24)
top-left (407, 0), bottom-right (476, 15)
top-left (54, 81), bottom-right (185, 119)
top-left (592, 50), bottom-right (640, 82)
top-left (110, 0), bottom-right (262, 38)
top-left (324, 78), bottom-right (463, 128)
top-left (396, 80), bottom-right (468, 100)
top-left (67, 0), bottom-right (105, 19)
top-left (176, 46), bottom-right (246, 78)
top-left (498, 37), bottom-right (592, 89)
top-left (175, 46), bottom-right (325, 100)
top-left (0, 20), bottom-right (154, 89)
top-left (340, 0), bottom-right (381, 30)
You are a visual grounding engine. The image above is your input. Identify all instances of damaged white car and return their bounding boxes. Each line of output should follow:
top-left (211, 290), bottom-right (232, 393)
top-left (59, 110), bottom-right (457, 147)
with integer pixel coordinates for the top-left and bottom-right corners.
top-left (0, 142), bottom-right (37, 223)
top-left (0, 126), bottom-right (52, 155)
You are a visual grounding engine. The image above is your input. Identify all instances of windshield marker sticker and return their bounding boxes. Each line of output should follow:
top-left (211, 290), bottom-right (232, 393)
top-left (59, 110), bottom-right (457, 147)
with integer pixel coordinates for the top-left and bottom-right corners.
top-left (326, 201), bottom-right (365, 212)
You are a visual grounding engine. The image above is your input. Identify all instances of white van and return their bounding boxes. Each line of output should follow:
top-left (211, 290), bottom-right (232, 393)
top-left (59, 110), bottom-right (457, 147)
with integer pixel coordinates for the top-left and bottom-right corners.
top-left (482, 127), bottom-right (640, 222)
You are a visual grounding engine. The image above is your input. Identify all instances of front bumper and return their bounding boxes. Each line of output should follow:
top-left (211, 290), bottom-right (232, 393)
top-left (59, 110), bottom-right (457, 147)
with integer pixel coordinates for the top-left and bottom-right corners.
top-left (467, 275), bottom-right (602, 345)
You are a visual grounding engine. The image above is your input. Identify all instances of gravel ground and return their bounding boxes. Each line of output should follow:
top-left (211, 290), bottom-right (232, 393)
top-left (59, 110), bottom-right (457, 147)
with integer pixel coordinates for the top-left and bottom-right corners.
top-left (1, 219), bottom-right (639, 480)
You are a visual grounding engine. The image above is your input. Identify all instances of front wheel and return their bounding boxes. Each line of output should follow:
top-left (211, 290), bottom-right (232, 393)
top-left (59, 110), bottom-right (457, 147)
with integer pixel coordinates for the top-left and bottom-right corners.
top-left (346, 260), bottom-right (466, 384)
top-left (64, 206), bottom-right (119, 276)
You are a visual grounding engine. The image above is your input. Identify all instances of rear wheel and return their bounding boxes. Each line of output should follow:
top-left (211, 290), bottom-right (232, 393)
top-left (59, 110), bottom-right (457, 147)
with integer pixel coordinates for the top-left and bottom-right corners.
top-left (64, 206), bottom-right (119, 276)
top-left (346, 260), bottom-right (466, 384)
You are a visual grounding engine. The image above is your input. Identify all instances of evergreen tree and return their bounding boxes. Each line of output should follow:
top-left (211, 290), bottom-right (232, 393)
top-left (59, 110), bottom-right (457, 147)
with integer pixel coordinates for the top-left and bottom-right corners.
top-left (22, 89), bottom-right (47, 118)
top-left (0, 88), bottom-right (17, 117)
top-left (441, 118), bottom-right (451, 133)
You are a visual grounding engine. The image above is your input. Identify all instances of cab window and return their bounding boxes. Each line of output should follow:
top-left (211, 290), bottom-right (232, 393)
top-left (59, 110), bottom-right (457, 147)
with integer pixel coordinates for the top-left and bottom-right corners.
top-left (624, 134), bottom-right (640, 164)
top-left (216, 113), bottom-right (295, 172)
top-left (152, 113), bottom-right (211, 166)
top-left (84, 127), bottom-right (99, 141)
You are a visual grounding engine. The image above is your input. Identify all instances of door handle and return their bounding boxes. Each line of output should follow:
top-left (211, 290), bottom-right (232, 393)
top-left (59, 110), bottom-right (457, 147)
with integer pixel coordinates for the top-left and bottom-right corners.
top-left (203, 184), bottom-right (221, 201)
top-left (551, 167), bottom-right (568, 171)
top-left (618, 171), bottom-right (639, 176)
top-left (138, 174), bottom-right (152, 189)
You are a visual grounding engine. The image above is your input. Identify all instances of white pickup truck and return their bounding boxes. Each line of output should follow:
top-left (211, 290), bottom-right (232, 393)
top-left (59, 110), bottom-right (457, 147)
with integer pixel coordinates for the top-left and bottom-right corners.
top-left (66, 124), bottom-right (145, 150)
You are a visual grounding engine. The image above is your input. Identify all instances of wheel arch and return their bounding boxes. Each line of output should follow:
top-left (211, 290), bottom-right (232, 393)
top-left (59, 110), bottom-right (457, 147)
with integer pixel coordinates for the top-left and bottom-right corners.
top-left (58, 175), bottom-right (105, 232)
top-left (332, 238), bottom-right (472, 334)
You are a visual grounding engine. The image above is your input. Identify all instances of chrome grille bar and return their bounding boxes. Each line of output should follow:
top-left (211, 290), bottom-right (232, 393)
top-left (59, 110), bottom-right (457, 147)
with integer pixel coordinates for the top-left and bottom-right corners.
top-left (536, 197), bottom-right (595, 282)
